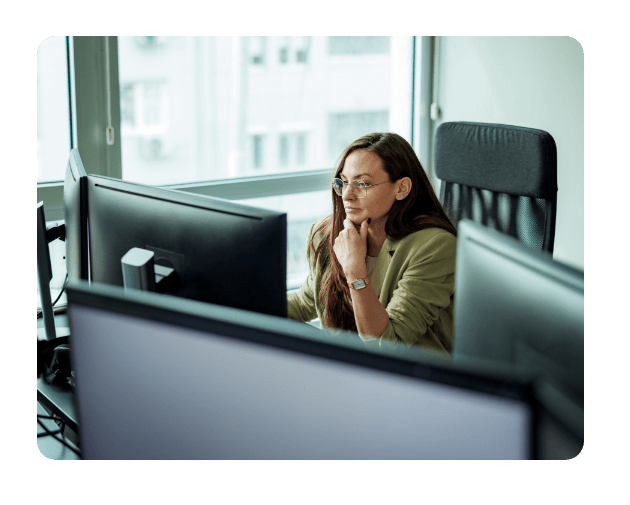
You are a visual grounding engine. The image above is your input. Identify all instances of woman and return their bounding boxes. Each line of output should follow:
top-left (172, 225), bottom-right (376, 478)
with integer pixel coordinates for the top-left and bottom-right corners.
top-left (287, 132), bottom-right (457, 353)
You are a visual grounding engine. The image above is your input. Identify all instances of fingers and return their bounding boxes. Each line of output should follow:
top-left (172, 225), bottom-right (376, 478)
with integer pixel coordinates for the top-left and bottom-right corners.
top-left (360, 217), bottom-right (370, 244)
top-left (343, 218), bottom-right (354, 230)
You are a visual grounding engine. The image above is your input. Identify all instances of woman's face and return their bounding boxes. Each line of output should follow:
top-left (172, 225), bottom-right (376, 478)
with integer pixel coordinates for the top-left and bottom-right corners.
top-left (339, 149), bottom-right (408, 227)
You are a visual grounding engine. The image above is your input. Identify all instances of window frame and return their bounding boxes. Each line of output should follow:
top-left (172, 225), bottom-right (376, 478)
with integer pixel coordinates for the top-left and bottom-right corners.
top-left (37, 36), bottom-right (123, 221)
top-left (38, 36), bottom-right (431, 221)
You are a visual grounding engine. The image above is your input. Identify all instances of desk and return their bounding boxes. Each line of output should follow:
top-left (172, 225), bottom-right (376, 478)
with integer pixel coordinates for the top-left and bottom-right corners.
top-left (37, 378), bottom-right (79, 435)
top-left (37, 402), bottom-right (80, 460)
top-left (37, 312), bottom-right (81, 458)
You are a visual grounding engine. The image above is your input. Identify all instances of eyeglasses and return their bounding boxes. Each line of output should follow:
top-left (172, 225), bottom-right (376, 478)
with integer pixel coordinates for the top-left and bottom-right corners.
top-left (332, 178), bottom-right (389, 198)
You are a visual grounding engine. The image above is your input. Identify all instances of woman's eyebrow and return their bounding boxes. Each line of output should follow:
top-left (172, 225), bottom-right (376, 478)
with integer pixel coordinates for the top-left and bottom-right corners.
top-left (340, 173), bottom-right (372, 180)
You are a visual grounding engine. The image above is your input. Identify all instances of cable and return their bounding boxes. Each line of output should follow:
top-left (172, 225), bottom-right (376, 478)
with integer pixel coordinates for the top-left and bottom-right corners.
top-left (37, 273), bottom-right (69, 319)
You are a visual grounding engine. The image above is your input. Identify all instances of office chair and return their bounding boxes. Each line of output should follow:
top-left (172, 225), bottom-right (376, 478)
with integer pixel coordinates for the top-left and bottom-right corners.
top-left (434, 122), bottom-right (557, 253)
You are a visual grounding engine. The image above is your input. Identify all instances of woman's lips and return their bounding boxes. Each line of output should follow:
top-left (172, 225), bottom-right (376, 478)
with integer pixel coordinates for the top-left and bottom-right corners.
top-left (345, 207), bottom-right (360, 212)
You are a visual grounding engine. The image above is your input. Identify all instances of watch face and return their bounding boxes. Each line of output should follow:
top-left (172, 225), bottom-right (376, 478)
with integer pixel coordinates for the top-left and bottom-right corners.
top-left (352, 279), bottom-right (366, 290)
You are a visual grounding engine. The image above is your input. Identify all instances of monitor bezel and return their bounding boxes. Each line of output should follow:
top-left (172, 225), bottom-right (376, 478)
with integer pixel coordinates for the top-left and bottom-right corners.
top-left (63, 148), bottom-right (89, 281)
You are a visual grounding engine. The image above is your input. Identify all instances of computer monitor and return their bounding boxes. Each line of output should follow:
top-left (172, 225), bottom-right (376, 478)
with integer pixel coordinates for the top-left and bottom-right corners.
top-left (86, 175), bottom-right (287, 318)
top-left (37, 202), bottom-right (58, 341)
top-left (38, 201), bottom-right (74, 382)
top-left (67, 281), bottom-right (541, 459)
top-left (63, 148), bottom-right (89, 281)
top-left (453, 219), bottom-right (583, 457)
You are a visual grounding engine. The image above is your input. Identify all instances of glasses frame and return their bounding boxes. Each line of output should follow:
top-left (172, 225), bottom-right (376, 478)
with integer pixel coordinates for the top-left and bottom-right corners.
top-left (332, 178), bottom-right (389, 198)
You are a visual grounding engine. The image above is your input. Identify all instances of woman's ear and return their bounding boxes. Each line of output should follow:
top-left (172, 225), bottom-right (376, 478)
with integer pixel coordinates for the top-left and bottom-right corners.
top-left (396, 177), bottom-right (412, 200)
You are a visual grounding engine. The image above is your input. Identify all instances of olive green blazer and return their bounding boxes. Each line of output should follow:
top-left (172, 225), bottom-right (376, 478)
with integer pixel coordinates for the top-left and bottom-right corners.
top-left (287, 221), bottom-right (457, 353)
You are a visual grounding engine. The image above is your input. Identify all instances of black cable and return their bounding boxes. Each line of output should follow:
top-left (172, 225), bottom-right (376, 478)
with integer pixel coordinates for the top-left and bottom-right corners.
top-left (37, 273), bottom-right (69, 319)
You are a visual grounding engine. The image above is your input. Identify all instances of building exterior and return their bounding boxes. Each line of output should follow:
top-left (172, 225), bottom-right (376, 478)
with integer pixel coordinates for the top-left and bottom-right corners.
top-left (117, 36), bottom-right (394, 185)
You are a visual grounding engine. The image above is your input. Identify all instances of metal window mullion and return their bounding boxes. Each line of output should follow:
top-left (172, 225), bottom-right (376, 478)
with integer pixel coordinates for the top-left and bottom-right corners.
top-left (39, 37), bottom-right (122, 220)
top-left (167, 169), bottom-right (332, 201)
top-left (39, 171), bottom-right (332, 222)
top-left (72, 36), bottom-right (122, 180)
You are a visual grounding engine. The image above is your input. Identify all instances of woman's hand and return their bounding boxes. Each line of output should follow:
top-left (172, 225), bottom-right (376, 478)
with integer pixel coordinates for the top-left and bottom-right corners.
top-left (333, 218), bottom-right (370, 279)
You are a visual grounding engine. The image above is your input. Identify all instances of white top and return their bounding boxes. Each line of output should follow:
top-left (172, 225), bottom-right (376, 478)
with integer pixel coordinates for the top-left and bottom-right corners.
top-left (366, 255), bottom-right (379, 279)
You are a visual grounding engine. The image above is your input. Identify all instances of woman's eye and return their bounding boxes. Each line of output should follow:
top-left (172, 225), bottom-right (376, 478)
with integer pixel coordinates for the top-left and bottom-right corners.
top-left (356, 181), bottom-right (368, 188)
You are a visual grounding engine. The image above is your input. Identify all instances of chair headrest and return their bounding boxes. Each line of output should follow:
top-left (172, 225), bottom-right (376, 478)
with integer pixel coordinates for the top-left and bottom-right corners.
top-left (434, 122), bottom-right (557, 198)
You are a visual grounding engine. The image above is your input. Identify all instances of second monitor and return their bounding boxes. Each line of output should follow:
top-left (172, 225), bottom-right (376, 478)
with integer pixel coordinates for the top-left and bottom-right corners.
top-left (86, 175), bottom-right (287, 318)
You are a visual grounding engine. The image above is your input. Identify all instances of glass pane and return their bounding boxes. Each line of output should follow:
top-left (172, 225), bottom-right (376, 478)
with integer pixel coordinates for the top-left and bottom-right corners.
top-left (328, 36), bottom-right (390, 55)
top-left (235, 190), bottom-right (332, 290)
top-left (37, 36), bottom-right (71, 183)
top-left (117, 36), bottom-right (412, 186)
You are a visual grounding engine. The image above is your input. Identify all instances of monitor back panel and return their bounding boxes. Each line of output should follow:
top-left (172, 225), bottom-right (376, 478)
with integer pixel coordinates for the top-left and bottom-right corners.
top-left (86, 176), bottom-right (287, 317)
top-left (453, 220), bottom-right (584, 404)
top-left (69, 288), bottom-right (536, 460)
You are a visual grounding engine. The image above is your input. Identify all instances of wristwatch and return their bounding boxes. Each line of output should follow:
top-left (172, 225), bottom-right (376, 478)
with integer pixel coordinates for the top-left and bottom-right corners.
top-left (348, 277), bottom-right (370, 291)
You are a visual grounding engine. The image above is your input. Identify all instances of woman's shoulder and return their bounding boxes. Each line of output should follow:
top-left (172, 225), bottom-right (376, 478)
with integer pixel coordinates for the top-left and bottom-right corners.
top-left (308, 215), bottom-right (330, 248)
top-left (393, 225), bottom-right (457, 256)
top-left (408, 225), bottom-right (456, 241)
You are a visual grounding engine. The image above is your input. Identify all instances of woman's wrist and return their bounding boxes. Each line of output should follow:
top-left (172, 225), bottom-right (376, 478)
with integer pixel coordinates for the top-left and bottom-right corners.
top-left (344, 264), bottom-right (368, 281)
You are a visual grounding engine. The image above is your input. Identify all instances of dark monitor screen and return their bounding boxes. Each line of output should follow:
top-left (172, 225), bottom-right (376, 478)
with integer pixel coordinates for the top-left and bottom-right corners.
top-left (453, 219), bottom-right (583, 404)
top-left (63, 148), bottom-right (88, 281)
top-left (86, 175), bottom-right (287, 318)
top-left (67, 281), bottom-right (539, 459)
top-left (453, 220), bottom-right (583, 456)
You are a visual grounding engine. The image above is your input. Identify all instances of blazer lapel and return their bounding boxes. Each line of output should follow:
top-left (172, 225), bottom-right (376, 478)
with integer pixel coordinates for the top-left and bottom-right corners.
top-left (372, 236), bottom-right (396, 299)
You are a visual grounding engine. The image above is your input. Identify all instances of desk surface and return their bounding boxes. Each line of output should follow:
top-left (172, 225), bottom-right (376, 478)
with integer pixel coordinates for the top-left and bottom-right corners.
top-left (37, 311), bottom-right (79, 443)
top-left (37, 402), bottom-right (80, 460)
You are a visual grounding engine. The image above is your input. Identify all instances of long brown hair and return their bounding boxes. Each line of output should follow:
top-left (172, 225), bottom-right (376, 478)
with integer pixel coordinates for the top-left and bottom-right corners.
top-left (310, 132), bottom-right (457, 332)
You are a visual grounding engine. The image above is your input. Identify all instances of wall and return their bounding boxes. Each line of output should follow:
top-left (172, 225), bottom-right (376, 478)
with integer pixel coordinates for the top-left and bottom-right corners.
top-left (432, 36), bottom-right (584, 270)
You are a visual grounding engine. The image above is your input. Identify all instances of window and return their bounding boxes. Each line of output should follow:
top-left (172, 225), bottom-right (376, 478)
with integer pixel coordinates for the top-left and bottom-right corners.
top-left (135, 36), bottom-right (165, 49)
top-left (235, 190), bottom-right (332, 289)
top-left (278, 36), bottom-right (289, 64)
top-left (251, 134), bottom-right (266, 170)
top-left (328, 36), bottom-right (390, 56)
top-left (328, 111), bottom-right (389, 160)
top-left (115, 36), bottom-right (413, 287)
top-left (117, 36), bottom-right (410, 185)
top-left (120, 81), bottom-right (169, 166)
top-left (295, 37), bottom-right (309, 63)
top-left (296, 133), bottom-right (306, 165)
top-left (249, 36), bottom-right (266, 65)
top-left (278, 131), bottom-right (309, 169)
top-left (37, 36), bottom-right (413, 291)
top-left (279, 134), bottom-right (289, 167)
top-left (37, 36), bottom-right (71, 183)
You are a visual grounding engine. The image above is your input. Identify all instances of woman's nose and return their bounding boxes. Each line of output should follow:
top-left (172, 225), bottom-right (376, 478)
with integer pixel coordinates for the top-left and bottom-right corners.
top-left (342, 184), bottom-right (355, 200)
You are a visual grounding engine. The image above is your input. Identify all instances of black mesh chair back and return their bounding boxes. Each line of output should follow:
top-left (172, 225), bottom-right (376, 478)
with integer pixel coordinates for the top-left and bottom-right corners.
top-left (434, 122), bottom-right (557, 253)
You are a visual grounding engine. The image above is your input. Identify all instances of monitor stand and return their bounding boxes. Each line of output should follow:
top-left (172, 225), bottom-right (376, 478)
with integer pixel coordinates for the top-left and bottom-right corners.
top-left (122, 247), bottom-right (177, 293)
top-left (37, 280), bottom-right (70, 342)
